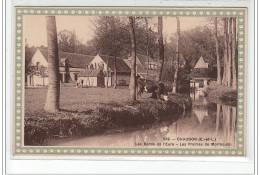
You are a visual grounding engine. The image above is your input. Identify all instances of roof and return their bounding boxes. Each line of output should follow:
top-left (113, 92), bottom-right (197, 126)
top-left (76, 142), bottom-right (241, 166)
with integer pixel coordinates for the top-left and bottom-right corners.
top-left (78, 69), bottom-right (104, 77)
top-left (99, 55), bottom-right (131, 73)
top-left (123, 58), bottom-right (158, 75)
top-left (136, 54), bottom-right (157, 68)
top-left (190, 55), bottom-right (214, 69)
top-left (39, 49), bottom-right (95, 69)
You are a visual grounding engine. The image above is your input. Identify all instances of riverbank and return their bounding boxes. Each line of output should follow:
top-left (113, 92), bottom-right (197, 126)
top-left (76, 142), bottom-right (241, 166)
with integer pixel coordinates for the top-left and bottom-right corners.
top-left (205, 83), bottom-right (237, 106)
top-left (25, 87), bottom-right (189, 145)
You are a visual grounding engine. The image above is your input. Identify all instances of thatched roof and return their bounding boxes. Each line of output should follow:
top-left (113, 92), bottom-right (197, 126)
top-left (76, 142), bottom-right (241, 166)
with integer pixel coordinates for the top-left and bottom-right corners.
top-left (39, 48), bottom-right (95, 69)
top-left (78, 69), bottom-right (104, 77)
top-left (99, 55), bottom-right (131, 73)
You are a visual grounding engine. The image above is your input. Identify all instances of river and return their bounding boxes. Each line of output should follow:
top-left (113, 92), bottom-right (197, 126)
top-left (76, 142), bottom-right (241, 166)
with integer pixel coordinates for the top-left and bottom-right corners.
top-left (50, 90), bottom-right (237, 149)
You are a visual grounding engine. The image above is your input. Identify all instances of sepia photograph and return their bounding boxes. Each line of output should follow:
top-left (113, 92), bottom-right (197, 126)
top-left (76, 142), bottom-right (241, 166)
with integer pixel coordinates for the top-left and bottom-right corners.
top-left (18, 8), bottom-right (245, 155)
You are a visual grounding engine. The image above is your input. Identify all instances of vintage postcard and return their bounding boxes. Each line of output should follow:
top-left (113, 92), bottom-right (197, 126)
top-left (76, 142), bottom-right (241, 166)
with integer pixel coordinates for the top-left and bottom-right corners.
top-left (14, 7), bottom-right (247, 156)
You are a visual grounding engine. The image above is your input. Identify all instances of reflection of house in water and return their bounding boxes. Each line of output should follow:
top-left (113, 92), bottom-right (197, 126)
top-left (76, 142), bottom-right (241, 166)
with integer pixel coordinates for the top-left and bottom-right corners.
top-left (190, 56), bottom-right (216, 91)
top-left (190, 90), bottom-right (207, 104)
top-left (193, 108), bottom-right (208, 124)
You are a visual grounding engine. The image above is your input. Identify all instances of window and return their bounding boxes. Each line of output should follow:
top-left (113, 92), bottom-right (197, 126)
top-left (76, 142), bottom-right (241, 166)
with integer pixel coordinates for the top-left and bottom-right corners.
top-left (74, 74), bottom-right (78, 81)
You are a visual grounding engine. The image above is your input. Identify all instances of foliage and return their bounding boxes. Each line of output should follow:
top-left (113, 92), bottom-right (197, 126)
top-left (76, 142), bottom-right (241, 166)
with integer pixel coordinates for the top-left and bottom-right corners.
top-left (57, 30), bottom-right (92, 54)
top-left (90, 16), bottom-right (159, 59)
top-left (205, 82), bottom-right (237, 106)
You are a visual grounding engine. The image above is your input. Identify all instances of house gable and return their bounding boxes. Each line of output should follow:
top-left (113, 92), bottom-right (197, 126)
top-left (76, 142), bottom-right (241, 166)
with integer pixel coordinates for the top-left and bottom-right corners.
top-left (29, 49), bottom-right (48, 68)
top-left (90, 54), bottom-right (131, 73)
top-left (194, 56), bottom-right (209, 69)
top-left (89, 55), bottom-right (107, 71)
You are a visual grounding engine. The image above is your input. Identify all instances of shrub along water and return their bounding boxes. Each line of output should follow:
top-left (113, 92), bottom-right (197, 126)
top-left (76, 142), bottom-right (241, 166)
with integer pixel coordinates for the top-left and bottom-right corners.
top-left (25, 99), bottom-right (185, 145)
top-left (205, 83), bottom-right (237, 106)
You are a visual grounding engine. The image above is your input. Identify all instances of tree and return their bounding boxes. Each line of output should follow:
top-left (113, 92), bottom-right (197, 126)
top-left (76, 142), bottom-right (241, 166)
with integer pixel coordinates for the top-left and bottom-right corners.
top-left (111, 17), bottom-right (117, 89)
top-left (91, 16), bottom-right (158, 59)
top-left (58, 30), bottom-right (75, 53)
top-left (156, 17), bottom-right (164, 98)
top-left (214, 17), bottom-right (221, 84)
top-left (144, 17), bottom-right (150, 80)
top-left (227, 18), bottom-right (232, 87)
top-left (172, 17), bottom-right (180, 93)
top-left (222, 18), bottom-right (228, 86)
top-left (44, 16), bottom-right (60, 113)
top-left (231, 17), bottom-right (237, 89)
top-left (128, 16), bottom-right (137, 101)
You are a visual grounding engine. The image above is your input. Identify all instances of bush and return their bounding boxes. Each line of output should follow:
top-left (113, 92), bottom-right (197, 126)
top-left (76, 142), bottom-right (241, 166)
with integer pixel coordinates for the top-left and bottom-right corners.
top-left (205, 82), bottom-right (237, 106)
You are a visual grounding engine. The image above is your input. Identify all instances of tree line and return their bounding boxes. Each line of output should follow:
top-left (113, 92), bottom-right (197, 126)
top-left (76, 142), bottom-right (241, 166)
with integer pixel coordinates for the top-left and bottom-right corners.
top-left (214, 17), bottom-right (237, 89)
top-left (42, 16), bottom-right (238, 112)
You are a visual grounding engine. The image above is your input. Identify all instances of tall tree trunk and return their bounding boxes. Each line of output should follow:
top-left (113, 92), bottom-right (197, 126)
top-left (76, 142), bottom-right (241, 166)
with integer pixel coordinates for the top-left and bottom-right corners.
top-left (128, 16), bottom-right (137, 101)
top-left (113, 57), bottom-right (117, 89)
top-left (214, 17), bottom-right (221, 85)
top-left (227, 17), bottom-right (232, 87)
top-left (112, 17), bottom-right (117, 89)
top-left (105, 17), bottom-right (109, 88)
top-left (222, 18), bottom-right (228, 86)
top-left (106, 60), bottom-right (109, 88)
top-left (145, 18), bottom-right (150, 80)
top-left (156, 17), bottom-right (165, 98)
top-left (44, 16), bottom-right (60, 113)
top-left (172, 17), bottom-right (180, 93)
top-left (232, 17), bottom-right (237, 89)
top-left (216, 104), bottom-right (221, 135)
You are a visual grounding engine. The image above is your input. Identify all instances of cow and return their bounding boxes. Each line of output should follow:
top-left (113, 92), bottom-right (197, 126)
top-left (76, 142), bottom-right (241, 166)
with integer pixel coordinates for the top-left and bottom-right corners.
top-left (134, 76), bottom-right (169, 101)
top-left (136, 76), bottom-right (145, 98)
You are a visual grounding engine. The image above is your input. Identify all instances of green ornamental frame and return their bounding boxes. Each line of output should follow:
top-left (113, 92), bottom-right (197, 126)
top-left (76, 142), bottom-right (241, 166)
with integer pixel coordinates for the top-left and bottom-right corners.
top-left (14, 7), bottom-right (247, 156)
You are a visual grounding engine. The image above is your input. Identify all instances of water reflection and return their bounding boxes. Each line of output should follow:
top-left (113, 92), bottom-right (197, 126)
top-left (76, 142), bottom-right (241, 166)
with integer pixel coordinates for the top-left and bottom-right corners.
top-left (174, 91), bottom-right (237, 148)
top-left (52, 91), bottom-right (237, 148)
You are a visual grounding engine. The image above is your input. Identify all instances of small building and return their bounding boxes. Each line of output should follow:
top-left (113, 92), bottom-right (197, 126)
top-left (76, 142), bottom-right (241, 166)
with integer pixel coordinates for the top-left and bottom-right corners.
top-left (27, 48), bottom-right (95, 86)
top-left (78, 69), bottom-right (105, 87)
top-left (124, 54), bottom-right (158, 81)
top-left (89, 54), bottom-right (131, 86)
top-left (190, 56), bottom-right (216, 90)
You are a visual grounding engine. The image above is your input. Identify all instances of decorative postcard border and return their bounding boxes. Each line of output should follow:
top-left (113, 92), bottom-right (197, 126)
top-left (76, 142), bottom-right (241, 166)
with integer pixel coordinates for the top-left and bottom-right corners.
top-left (14, 7), bottom-right (247, 156)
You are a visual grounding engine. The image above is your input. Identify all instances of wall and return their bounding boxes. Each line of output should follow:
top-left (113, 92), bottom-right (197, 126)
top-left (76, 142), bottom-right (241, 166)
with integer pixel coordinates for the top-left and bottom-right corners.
top-left (194, 57), bottom-right (209, 69)
top-left (32, 75), bottom-right (49, 86)
top-left (78, 77), bottom-right (97, 87)
top-left (105, 76), bottom-right (112, 87)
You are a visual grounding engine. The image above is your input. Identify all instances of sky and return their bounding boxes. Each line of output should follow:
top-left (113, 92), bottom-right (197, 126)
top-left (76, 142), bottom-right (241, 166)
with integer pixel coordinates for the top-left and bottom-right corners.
top-left (23, 15), bottom-right (210, 47)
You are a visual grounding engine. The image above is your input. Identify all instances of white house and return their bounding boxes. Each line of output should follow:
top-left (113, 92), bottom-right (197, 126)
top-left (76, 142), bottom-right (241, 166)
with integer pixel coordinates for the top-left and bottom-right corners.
top-left (89, 54), bottom-right (131, 86)
top-left (190, 56), bottom-right (214, 90)
top-left (27, 48), bottom-right (95, 86)
top-left (78, 69), bottom-right (105, 87)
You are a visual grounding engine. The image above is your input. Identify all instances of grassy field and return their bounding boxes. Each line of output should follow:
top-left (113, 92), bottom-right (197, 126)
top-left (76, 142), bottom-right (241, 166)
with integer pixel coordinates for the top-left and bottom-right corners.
top-left (25, 86), bottom-right (185, 145)
top-left (25, 86), bottom-right (150, 114)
